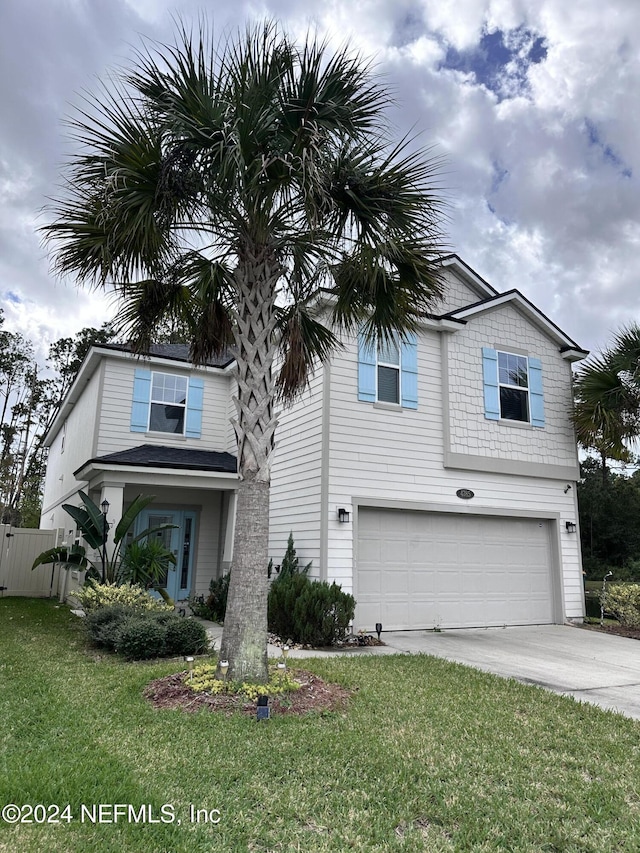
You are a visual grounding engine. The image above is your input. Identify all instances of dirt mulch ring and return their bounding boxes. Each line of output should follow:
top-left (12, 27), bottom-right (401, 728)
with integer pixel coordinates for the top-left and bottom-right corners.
top-left (579, 623), bottom-right (640, 641)
top-left (143, 669), bottom-right (353, 716)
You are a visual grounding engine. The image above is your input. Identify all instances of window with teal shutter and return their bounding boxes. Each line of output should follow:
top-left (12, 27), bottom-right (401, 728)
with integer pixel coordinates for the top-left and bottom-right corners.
top-left (130, 369), bottom-right (204, 437)
top-left (482, 348), bottom-right (545, 427)
top-left (358, 331), bottom-right (418, 408)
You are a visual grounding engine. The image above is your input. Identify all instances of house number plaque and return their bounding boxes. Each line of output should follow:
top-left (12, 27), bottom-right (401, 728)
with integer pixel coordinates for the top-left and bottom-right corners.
top-left (456, 488), bottom-right (474, 500)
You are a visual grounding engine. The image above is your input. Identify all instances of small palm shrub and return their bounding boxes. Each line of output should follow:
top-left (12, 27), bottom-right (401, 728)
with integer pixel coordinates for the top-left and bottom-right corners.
top-left (603, 583), bottom-right (640, 627)
top-left (189, 574), bottom-right (230, 623)
top-left (73, 581), bottom-right (173, 613)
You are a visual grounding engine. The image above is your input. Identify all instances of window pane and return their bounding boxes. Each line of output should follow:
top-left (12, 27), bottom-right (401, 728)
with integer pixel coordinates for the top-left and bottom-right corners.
top-left (500, 387), bottom-right (529, 421)
top-left (152, 373), bottom-right (187, 404)
top-left (150, 402), bottom-right (185, 433)
top-left (498, 352), bottom-right (528, 388)
top-left (378, 338), bottom-right (400, 365)
top-left (378, 365), bottom-right (399, 403)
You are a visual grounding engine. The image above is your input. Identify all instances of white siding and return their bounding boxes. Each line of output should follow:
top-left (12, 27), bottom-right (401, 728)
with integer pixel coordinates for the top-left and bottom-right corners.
top-left (447, 303), bottom-right (578, 467)
top-left (96, 358), bottom-right (231, 456)
top-left (268, 366), bottom-right (324, 575)
top-left (323, 328), bottom-right (584, 621)
top-left (439, 266), bottom-right (488, 312)
top-left (41, 364), bottom-right (102, 517)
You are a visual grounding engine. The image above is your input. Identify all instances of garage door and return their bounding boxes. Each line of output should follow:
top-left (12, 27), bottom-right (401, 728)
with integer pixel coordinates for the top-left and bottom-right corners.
top-left (356, 508), bottom-right (555, 630)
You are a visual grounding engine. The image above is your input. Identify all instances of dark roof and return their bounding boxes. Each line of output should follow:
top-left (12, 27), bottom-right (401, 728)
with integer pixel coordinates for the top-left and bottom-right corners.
top-left (76, 444), bottom-right (237, 475)
top-left (96, 342), bottom-right (235, 369)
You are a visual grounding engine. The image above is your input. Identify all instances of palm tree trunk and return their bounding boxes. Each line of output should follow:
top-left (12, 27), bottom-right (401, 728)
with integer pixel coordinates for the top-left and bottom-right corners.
top-left (218, 244), bottom-right (281, 682)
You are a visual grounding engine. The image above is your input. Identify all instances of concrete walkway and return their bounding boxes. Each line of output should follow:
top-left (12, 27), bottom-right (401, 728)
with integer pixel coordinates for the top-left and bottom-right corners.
top-left (199, 621), bottom-right (640, 721)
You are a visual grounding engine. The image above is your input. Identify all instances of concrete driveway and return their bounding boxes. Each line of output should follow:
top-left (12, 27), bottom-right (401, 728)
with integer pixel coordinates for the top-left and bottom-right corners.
top-left (381, 624), bottom-right (640, 721)
top-left (203, 620), bottom-right (640, 720)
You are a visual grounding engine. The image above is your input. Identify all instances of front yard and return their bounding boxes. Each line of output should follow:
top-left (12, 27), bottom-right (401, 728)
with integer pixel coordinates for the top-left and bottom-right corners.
top-left (1, 597), bottom-right (639, 852)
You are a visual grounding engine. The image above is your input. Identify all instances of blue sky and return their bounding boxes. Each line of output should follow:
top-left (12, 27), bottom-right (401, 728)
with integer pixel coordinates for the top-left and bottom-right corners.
top-left (1, 0), bottom-right (639, 364)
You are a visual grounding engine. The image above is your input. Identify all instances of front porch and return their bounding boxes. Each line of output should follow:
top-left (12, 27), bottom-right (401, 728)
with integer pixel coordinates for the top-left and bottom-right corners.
top-left (73, 444), bottom-right (239, 602)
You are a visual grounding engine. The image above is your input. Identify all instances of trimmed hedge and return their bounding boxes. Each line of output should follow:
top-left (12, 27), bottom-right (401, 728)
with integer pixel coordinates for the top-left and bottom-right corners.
top-left (84, 605), bottom-right (209, 660)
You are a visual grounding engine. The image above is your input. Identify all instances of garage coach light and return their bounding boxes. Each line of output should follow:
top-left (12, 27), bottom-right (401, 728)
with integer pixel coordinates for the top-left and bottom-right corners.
top-left (337, 508), bottom-right (350, 523)
top-left (565, 521), bottom-right (577, 533)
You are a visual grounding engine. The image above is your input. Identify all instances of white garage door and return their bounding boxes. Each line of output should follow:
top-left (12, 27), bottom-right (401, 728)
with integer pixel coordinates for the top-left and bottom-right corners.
top-left (356, 508), bottom-right (555, 631)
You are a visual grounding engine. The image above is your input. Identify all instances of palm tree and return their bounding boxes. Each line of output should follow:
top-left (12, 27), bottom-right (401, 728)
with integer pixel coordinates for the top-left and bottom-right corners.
top-left (573, 324), bottom-right (640, 481)
top-left (42, 21), bottom-right (447, 681)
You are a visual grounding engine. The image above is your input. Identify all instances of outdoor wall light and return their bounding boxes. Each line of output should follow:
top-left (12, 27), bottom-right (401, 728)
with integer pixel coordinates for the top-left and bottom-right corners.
top-left (337, 508), bottom-right (350, 523)
top-left (565, 521), bottom-right (577, 533)
top-left (564, 484), bottom-right (572, 494)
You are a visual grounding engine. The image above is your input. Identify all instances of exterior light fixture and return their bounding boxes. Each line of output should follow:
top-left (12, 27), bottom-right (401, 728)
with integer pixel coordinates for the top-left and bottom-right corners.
top-left (565, 521), bottom-right (577, 533)
top-left (185, 655), bottom-right (195, 680)
top-left (337, 508), bottom-right (350, 523)
top-left (100, 499), bottom-right (110, 583)
top-left (375, 622), bottom-right (382, 641)
top-left (219, 659), bottom-right (229, 680)
top-left (277, 661), bottom-right (286, 671)
top-left (564, 484), bottom-right (572, 494)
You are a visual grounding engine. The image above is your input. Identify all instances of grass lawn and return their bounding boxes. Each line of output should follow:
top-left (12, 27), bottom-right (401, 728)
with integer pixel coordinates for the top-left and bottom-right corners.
top-left (1, 599), bottom-right (639, 853)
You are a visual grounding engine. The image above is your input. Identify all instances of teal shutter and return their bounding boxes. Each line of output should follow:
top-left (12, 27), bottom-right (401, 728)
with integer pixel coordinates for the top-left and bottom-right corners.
top-left (358, 332), bottom-right (376, 402)
top-left (130, 369), bottom-right (151, 432)
top-left (482, 348), bottom-right (500, 420)
top-left (400, 333), bottom-right (418, 409)
top-left (185, 377), bottom-right (204, 438)
top-left (528, 357), bottom-right (545, 428)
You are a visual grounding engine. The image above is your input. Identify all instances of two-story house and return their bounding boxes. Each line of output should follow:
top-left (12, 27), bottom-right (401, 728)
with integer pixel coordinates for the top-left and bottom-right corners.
top-left (40, 255), bottom-right (588, 629)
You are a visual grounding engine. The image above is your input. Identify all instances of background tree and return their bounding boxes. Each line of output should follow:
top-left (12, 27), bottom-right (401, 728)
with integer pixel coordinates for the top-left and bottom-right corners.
top-left (42, 21), bottom-right (448, 681)
top-left (573, 324), bottom-right (640, 480)
top-left (578, 457), bottom-right (640, 580)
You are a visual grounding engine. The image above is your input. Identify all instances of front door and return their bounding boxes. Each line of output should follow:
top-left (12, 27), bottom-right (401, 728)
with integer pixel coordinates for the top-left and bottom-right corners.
top-left (138, 510), bottom-right (196, 601)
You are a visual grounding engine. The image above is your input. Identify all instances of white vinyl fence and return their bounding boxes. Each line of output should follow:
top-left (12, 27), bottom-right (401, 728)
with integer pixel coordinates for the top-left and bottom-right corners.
top-left (0, 525), bottom-right (60, 598)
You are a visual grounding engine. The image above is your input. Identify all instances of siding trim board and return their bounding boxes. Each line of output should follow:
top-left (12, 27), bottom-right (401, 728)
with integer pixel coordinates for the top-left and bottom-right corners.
top-left (443, 451), bottom-right (579, 481)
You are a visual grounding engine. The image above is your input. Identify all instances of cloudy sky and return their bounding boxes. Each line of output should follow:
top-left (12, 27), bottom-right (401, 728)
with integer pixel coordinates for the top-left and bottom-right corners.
top-left (1, 0), bottom-right (638, 364)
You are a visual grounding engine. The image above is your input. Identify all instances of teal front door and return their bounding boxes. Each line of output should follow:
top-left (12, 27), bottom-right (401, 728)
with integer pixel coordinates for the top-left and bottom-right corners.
top-left (139, 510), bottom-right (196, 601)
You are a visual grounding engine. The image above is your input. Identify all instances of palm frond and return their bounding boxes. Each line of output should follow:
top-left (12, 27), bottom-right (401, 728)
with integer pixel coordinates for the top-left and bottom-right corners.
top-left (275, 307), bottom-right (342, 401)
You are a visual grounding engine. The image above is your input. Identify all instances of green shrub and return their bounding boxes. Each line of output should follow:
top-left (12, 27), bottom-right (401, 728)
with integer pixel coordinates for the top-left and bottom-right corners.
top-left (84, 604), bottom-right (136, 651)
top-left (164, 618), bottom-right (209, 656)
top-left (602, 583), bottom-right (640, 627)
top-left (73, 581), bottom-right (173, 613)
top-left (268, 573), bottom-right (355, 646)
top-left (189, 573), bottom-right (230, 623)
top-left (268, 572), bottom-right (309, 641)
top-left (83, 604), bottom-right (209, 659)
top-left (115, 614), bottom-right (168, 660)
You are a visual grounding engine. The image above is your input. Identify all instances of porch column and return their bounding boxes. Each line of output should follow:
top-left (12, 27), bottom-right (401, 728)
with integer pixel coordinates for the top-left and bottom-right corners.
top-left (221, 491), bottom-right (237, 571)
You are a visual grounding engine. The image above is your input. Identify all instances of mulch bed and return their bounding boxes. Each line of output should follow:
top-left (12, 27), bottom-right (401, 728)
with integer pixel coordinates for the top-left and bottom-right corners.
top-left (578, 622), bottom-right (640, 641)
top-left (143, 669), bottom-right (353, 716)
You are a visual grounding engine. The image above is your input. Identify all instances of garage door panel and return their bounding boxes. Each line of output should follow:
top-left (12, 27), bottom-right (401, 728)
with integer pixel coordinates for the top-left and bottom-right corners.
top-left (356, 509), bottom-right (554, 631)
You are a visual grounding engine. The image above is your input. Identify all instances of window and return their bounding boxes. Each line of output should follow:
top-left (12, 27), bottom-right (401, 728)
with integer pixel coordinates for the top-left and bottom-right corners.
top-left (498, 351), bottom-right (529, 422)
top-left (130, 369), bottom-right (204, 438)
top-left (150, 372), bottom-right (188, 434)
top-left (377, 338), bottom-right (401, 404)
top-left (357, 331), bottom-right (418, 409)
top-left (482, 347), bottom-right (545, 428)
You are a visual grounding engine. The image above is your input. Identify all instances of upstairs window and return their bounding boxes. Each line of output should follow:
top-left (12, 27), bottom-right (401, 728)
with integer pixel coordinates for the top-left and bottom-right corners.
top-left (498, 351), bottom-right (529, 422)
top-left (377, 338), bottom-right (401, 404)
top-left (130, 369), bottom-right (204, 438)
top-left (357, 331), bottom-right (418, 409)
top-left (482, 347), bottom-right (545, 428)
top-left (150, 372), bottom-right (188, 434)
